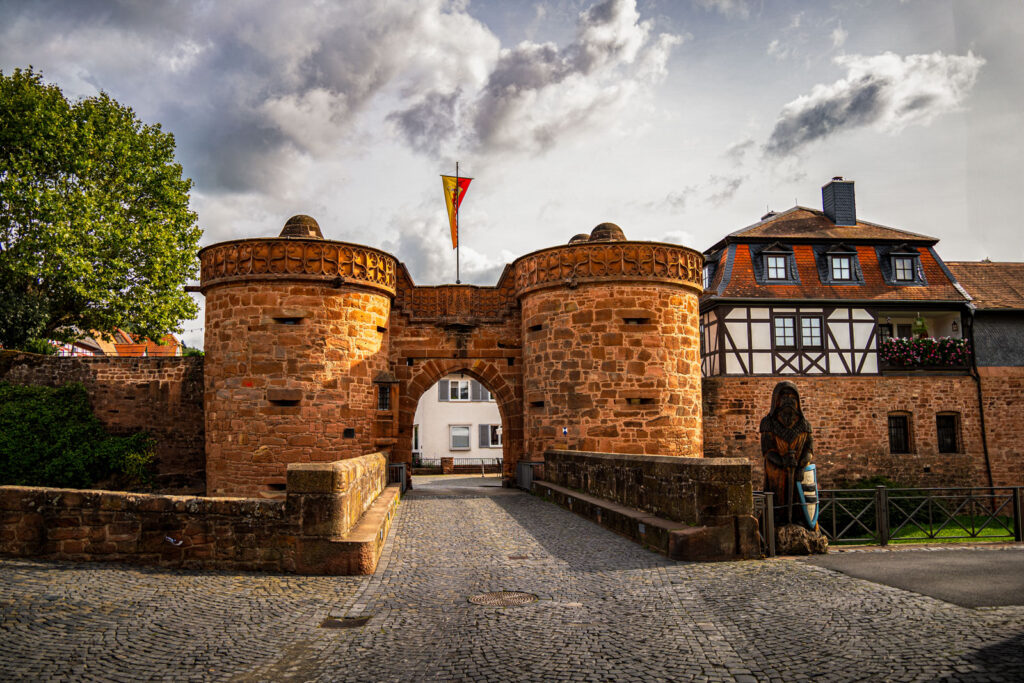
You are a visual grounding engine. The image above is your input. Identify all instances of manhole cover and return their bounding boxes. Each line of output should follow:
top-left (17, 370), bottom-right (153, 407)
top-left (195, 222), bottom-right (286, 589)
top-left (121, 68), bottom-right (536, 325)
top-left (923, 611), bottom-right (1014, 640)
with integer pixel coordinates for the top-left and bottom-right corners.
top-left (467, 591), bottom-right (538, 607)
top-left (320, 616), bottom-right (371, 629)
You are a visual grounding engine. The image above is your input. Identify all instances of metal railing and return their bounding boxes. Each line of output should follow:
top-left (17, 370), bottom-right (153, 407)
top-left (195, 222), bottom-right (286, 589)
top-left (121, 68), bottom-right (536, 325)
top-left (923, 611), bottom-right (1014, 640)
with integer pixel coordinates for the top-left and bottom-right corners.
top-left (387, 463), bottom-right (407, 494)
top-left (754, 486), bottom-right (1021, 553)
top-left (819, 486), bottom-right (1023, 546)
top-left (753, 491), bottom-right (776, 557)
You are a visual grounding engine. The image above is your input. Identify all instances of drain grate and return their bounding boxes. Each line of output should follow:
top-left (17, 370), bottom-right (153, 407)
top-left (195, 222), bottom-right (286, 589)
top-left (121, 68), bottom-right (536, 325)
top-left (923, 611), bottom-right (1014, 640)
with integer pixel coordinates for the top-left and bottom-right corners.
top-left (467, 591), bottom-right (538, 607)
top-left (320, 616), bottom-right (371, 629)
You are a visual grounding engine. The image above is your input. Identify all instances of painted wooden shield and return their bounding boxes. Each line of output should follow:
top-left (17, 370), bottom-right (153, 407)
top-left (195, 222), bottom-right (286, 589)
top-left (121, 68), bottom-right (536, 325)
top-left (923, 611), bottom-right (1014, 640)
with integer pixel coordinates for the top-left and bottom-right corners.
top-left (797, 463), bottom-right (820, 528)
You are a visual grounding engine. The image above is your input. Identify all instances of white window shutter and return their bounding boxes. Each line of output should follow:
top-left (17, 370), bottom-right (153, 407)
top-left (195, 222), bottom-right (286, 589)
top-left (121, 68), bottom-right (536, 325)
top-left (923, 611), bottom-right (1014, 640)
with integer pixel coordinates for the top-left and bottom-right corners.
top-left (438, 380), bottom-right (449, 401)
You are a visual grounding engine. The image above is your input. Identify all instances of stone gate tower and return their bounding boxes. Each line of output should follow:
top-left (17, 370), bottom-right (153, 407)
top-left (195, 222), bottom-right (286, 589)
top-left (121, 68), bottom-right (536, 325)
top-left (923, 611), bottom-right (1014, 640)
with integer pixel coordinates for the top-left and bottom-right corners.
top-left (514, 223), bottom-right (704, 458)
top-left (199, 216), bottom-right (704, 497)
top-left (200, 216), bottom-right (397, 495)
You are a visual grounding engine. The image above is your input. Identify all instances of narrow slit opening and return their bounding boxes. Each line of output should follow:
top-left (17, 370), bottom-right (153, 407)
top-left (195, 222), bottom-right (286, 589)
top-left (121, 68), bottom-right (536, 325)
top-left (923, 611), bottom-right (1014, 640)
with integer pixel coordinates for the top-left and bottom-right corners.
top-left (273, 317), bottom-right (303, 325)
top-left (269, 398), bottom-right (300, 407)
top-left (527, 324), bottom-right (543, 332)
top-left (623, 317), bottom-right (651, 325)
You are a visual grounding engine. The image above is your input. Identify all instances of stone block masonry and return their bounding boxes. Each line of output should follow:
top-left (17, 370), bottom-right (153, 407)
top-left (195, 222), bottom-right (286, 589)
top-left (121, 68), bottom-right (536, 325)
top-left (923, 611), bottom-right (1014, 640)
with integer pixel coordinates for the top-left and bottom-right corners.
top-left (0, 452), bottom-right (398, 575)
top-left (0, 351), bottom-right (204, 489)
top-left (702, 375), bottom-right (996, 488)
top-left (978, 367), bottom-right (1024, 487)
top-left (536, 449), bottom-right (759, 561)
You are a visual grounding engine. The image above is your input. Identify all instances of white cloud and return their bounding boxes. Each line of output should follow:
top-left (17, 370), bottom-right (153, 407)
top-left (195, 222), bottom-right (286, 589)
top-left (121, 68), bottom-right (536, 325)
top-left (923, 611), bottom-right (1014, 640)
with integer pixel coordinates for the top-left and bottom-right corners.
top-left (831, 25), bottom-right (848, 49)
top-left (765, 51), bottom-right (985, 156)
top-left (693, 0), bottom-right (751, 20)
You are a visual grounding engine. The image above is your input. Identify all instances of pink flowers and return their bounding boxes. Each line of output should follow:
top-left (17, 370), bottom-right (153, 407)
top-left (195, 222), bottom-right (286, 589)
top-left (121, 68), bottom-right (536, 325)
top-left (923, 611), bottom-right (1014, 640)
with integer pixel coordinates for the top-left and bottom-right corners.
top-left (879, 336), bottom-right (970, 367)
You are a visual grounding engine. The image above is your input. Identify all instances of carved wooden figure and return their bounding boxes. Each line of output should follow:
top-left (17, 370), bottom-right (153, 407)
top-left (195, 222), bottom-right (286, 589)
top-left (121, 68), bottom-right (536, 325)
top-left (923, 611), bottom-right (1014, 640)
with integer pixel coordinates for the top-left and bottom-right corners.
top-left (759, 381), bottom-right (815, 528)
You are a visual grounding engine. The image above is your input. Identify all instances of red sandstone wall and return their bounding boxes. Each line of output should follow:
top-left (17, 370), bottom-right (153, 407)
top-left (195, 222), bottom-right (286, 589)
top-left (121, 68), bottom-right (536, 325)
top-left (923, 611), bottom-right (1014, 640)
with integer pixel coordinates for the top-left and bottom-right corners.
top-left (0, 485), bottom-right (296, 571)
top-left (978, 367), bottom-right (1024, 487)
top-left (0, 352), bottom-right (205, 489)
top-left (702, 375), bottom-right (989, 488)
top-left (204, 283), bottom-right (390, 496)
top-left (521, 284), bottom-right (703, 458)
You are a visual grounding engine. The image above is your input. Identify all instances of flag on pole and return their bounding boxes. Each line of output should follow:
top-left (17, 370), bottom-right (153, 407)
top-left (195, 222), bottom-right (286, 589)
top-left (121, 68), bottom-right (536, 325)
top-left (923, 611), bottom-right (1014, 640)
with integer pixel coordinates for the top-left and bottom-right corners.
top-left (441, 174), bottom-right (472, 248)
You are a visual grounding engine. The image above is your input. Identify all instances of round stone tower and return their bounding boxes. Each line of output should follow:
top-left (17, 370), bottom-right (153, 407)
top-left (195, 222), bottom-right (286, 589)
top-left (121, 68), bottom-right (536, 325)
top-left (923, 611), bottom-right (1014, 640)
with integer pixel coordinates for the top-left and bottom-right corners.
top-left (513, 224), bottom-right (704, 458)
top-left (199, 216), bottom-right (396, 496)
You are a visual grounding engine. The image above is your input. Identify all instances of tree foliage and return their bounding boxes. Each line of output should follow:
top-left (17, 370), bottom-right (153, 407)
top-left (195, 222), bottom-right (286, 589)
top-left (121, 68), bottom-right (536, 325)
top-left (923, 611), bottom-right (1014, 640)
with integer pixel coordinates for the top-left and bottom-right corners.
top-left (0, 67), bottom-right (201, 350)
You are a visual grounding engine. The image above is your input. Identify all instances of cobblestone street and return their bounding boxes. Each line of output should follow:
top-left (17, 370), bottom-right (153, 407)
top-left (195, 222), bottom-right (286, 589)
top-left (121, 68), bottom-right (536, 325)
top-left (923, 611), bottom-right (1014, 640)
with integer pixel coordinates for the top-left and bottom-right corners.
top-left (2, 476), bottom-right (1022, 682)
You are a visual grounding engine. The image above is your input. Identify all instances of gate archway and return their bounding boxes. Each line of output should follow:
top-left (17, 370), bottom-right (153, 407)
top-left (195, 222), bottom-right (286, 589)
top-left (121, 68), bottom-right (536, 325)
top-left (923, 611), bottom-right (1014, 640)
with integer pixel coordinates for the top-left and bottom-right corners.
top-left (394, 358), bottom-right (523, 483)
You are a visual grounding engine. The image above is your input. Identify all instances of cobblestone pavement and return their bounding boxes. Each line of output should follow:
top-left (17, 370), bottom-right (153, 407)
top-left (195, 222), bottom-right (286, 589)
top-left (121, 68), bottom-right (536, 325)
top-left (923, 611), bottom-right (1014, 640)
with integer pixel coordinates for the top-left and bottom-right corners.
top-left (1, 475), bottom-right (1022, 682)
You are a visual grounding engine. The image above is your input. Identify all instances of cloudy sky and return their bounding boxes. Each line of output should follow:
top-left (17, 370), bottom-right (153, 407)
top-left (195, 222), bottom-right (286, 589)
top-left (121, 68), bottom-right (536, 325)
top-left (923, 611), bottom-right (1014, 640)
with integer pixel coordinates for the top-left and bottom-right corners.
top-left (2, 0), bottom-right (1021, 347)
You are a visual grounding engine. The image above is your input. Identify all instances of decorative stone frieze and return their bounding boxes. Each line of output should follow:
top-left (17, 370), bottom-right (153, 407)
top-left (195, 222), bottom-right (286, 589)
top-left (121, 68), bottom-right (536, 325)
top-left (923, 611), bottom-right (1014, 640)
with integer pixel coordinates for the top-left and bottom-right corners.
top-left (199, 239), bottom-right (397, 296)
top-left (512, 242), bottom-right (703, 297)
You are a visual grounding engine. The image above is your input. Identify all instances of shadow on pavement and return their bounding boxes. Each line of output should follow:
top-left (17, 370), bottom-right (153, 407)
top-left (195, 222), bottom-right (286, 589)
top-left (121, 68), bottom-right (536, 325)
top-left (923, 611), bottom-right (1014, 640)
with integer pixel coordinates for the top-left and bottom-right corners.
top-left (806, 549), bottom-right (1024, 608)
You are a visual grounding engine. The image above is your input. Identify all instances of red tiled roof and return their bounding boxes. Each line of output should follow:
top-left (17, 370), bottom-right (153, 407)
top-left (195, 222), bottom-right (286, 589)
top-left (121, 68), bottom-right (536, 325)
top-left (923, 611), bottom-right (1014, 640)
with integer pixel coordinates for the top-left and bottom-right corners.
top-left (709, 244), bottom-right (966, 303)
top-left (710, 207), bottom-right (936, 250)
top-left (946, 262), bottom-right (1024, 310)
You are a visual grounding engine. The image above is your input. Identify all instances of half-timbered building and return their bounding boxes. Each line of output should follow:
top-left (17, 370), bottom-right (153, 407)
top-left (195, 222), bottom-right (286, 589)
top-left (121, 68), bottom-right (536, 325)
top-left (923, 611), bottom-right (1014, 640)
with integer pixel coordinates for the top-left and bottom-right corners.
top-left (700, 177), bottom-right (970, 377)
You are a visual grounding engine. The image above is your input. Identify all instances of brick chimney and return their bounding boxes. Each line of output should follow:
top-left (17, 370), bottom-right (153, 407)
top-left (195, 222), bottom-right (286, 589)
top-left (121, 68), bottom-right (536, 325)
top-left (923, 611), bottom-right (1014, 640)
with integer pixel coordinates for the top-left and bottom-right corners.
top-left (822, 177), bottom-right (856, 226)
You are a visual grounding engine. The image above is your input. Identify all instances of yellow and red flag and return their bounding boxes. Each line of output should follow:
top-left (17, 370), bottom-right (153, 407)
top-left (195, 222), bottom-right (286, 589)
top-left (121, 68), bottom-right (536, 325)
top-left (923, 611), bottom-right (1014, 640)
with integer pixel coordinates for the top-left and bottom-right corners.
top-left (441, 174), bottom-right (472, 248)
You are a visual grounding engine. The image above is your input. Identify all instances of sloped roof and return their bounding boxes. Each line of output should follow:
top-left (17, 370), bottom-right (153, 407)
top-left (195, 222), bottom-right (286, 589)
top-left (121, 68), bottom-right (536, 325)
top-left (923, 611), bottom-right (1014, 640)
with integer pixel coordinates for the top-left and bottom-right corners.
top-left (706, 244), bottom-right (966, 304)
top-left (946, 262), bottom-right (1024, 310)
top-left (708, 207), bottom-right (937, 251)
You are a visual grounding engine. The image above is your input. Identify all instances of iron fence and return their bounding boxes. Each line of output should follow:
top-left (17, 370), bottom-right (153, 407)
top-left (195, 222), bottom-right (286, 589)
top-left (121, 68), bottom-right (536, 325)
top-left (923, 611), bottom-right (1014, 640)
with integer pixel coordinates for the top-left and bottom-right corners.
top-left (819, 486), bottom-right (1022, 546)
top-left (754, 486), bottom-right (1022, 554)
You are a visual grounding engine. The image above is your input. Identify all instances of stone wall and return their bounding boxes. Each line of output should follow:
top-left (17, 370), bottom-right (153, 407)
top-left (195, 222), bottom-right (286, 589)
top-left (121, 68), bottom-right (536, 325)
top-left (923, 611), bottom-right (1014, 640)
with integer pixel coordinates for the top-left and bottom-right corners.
top-left (978, 367), bottom-right (1024, 487)
top-left (702, 375), bottom-right (989, 488)
top-left (0, 352), bottom-right (204, 489)
top-left (0, 452), bottom-right (396, 574)
top-left (521, 283), bottom-right (703, 459)
top-left (538, 449), bottom-right (758, 560)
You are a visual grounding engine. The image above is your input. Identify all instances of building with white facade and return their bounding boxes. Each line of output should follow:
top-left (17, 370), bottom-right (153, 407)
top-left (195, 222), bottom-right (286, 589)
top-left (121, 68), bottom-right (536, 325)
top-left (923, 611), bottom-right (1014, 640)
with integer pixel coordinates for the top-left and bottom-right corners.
top-left (412, 373), bottom-right (503, 464)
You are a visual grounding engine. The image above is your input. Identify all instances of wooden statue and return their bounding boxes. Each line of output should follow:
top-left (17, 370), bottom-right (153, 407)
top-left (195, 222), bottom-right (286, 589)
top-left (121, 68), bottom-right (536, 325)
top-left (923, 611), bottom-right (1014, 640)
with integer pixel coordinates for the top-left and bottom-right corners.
top-left (760, 381), bottom-right (818, 529)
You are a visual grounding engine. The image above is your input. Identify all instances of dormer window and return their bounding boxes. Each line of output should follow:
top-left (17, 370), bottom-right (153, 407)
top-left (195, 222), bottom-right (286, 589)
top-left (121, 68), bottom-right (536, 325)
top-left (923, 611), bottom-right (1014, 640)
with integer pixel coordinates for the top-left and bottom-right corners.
top-left (766, 255), bottom-right (787, 280)
top-left (830, 255), bottom-right (852, 281)
top-left (876, 244), bottom-right (926, 286)
top-left (815, 243), bottom-right (863, 285)
top-left (750, 243), bottom-right (799, 285)
top-left (703, 264), bottom-right (714, 289)
top-left (893, 256), bottom-right (915, 282)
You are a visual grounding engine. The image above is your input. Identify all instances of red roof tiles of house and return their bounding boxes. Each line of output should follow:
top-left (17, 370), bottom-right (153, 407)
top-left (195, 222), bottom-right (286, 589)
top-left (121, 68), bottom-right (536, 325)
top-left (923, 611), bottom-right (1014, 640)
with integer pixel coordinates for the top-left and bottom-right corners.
top-left (710, 206), bottom-right (937, 249)
top-left (946, 261), bottom-right (1024, 310)
top-left (703, 206), bottom-right (965, 304)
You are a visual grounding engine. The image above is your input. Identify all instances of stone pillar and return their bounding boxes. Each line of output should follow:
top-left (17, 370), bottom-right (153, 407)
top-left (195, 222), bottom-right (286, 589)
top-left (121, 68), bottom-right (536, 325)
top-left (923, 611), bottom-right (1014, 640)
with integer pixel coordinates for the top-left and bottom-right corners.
top-left (200, 216), bottom-right (397, 497)
top-left (514, 224), bottom-right (704, 459)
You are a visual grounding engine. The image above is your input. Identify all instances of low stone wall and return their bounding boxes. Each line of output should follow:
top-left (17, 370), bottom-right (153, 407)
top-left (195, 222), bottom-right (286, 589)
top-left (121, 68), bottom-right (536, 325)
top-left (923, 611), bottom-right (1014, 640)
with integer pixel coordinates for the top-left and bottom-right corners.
top-left (0, 351), bottom-right (205, 489)
top-left (0, 452), bottom-right (397, 574)
top-left (537, 450), bottom-right (758, 561)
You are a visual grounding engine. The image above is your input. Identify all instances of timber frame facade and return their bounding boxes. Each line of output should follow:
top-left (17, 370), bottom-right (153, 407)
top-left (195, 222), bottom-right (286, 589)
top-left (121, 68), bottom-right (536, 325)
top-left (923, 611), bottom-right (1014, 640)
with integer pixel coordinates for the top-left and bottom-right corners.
top-left (699, 178), bottom-right (971, 378)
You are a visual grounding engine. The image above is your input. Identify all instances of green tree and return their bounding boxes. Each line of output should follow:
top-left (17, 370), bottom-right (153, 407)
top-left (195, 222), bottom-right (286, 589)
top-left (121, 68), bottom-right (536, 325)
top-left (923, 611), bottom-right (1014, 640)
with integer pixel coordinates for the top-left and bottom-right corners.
top-left (0, 67), bottom-right (201, 350)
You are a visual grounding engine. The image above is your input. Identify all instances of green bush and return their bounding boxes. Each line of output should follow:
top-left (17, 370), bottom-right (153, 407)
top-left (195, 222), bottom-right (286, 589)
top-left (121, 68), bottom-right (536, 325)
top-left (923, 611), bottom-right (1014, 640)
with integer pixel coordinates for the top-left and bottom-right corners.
top-left (0, 382), bottom-right (155, 488)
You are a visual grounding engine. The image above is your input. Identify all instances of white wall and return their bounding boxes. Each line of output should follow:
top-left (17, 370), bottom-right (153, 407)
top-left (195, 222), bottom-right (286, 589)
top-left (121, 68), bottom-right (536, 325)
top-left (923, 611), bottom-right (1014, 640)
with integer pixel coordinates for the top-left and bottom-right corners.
top-left (413, 374), bottom-right (503, 463)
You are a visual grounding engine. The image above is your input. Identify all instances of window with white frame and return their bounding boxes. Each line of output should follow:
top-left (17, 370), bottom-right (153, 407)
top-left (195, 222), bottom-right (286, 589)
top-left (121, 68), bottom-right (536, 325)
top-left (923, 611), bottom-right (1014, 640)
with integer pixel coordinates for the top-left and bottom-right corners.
top-left (829, 255), bottom-right (852, 281)
top-left (766, 255), bottom-right (788, 280)
top-left (448, 379), bottom-right (471, 401)
top-left (800, 317), bottom-right (823, 348)
top-left (449, 425), bottom-right (471, 450)
top-left (480, 424), bottom-right (502, 448)
top-left (703, 265), bottom-right (713, 289)
top-left (773, 316), bottom-right (796, 348)
top-left (893, 256), bottom-right (915, 282)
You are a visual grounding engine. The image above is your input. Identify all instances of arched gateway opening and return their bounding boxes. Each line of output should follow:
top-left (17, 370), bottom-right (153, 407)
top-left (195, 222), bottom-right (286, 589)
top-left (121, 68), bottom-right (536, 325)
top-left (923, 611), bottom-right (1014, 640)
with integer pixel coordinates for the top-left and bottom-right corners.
top-left (393, 359), bottom-right (524, 484)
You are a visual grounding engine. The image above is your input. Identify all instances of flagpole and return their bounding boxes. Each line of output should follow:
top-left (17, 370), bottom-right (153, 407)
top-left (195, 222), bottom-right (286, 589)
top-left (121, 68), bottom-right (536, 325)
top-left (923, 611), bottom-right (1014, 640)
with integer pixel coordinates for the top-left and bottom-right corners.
top-left (455, 161), bottom-right (461, 284)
